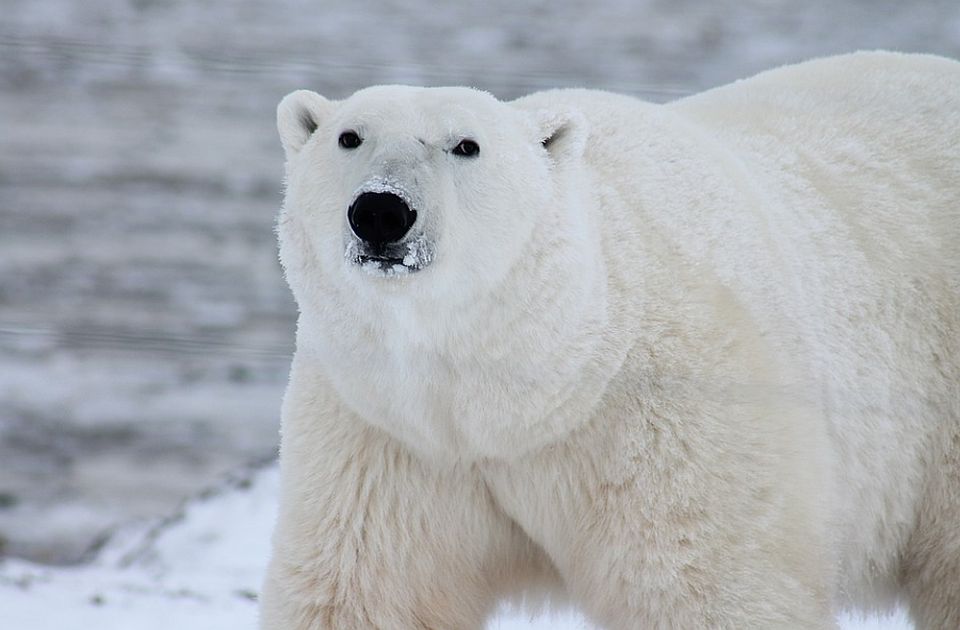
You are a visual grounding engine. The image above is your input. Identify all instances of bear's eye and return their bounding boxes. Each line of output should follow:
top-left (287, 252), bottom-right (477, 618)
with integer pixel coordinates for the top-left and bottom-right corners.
top-left (338, 131), bottom-right (363, 149)
top-left (452, 139), bottom-right (480, 158)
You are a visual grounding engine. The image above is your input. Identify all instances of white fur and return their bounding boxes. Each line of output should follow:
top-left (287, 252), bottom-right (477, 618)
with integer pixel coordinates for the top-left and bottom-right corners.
top-left (261, 52), bottom-right (960, 629)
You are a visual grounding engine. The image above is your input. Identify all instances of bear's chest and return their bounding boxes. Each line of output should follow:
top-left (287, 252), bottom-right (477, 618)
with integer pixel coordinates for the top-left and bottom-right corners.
top-left (315, 316), bottom-right (630, 461)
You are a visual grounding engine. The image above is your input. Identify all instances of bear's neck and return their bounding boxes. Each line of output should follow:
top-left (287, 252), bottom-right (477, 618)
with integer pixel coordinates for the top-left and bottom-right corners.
top-left (295, 196), bottom-right (635, 463)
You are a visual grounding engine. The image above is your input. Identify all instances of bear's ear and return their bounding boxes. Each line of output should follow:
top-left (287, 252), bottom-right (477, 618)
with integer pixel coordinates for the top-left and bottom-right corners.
top-left (533, 107), bottom-right (588, 164)
top-left (277, 90), bottom-right (332, 157)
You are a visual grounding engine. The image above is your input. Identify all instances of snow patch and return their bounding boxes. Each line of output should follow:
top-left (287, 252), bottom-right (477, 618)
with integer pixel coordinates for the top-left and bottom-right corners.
top-left (353, 176), bottom-right (418, 206)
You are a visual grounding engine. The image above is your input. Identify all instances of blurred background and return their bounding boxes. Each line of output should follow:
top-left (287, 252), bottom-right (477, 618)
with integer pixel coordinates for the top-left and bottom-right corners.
top-left (1, 0), bottom-right (958, 617)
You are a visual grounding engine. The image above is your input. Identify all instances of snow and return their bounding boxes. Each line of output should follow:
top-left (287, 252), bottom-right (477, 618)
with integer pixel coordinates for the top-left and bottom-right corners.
top-left (0, 464), bottom-right (914, 629)
top-left (401, 237), bottom-right (433, 269)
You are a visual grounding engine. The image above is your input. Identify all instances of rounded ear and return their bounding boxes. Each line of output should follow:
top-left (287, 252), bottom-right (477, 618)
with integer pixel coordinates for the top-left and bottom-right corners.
top-left (533, 107), bottom-right (588, 164)
top-left (277, 90), bottom-right (332, 156)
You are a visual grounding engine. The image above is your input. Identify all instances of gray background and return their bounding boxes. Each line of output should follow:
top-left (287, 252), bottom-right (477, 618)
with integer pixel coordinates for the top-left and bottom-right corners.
top-left (2, 0), bottom-right (959, 564)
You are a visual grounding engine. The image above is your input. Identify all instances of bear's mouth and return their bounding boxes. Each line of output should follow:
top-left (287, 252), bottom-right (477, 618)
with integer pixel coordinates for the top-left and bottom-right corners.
top-left (358, 254), bottom-right (405, 266)
top-left (357, 253), bottom-right (408, 273)
top-left (345, 236), bottom-right (434, 277)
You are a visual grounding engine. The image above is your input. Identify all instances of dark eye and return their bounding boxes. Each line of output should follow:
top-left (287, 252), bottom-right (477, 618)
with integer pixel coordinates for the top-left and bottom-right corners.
top-left (338, 131), bottom-right (362, 149)
top-left (452, 139), bottom-right (480, 157)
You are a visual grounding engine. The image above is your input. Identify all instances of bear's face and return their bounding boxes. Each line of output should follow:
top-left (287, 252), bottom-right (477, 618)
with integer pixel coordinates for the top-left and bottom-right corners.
top-left (277, 86), bottom-right (585, 315)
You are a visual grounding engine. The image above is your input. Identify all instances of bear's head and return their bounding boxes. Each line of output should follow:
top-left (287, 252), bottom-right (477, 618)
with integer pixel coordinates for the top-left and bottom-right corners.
top-left (276, 86), bottom-right (589, 322)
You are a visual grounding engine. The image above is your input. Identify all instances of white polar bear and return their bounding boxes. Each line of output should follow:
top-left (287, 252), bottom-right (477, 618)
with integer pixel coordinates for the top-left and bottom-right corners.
top-left (261, 52), bottom-right (960, 629)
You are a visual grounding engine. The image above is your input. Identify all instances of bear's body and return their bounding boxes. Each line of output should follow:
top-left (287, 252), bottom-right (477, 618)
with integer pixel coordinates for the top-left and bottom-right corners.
top-left (262, 52), bottom-right (960, 629)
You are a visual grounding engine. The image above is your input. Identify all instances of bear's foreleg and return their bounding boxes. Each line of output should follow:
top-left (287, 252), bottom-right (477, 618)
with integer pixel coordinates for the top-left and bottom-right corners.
top-left (260, 376), bottom-right (539, 629)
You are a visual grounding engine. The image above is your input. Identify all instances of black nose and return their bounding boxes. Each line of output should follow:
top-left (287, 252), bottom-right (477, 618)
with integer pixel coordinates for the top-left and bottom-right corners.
top-left (348, 192), bottom-right (417, 248)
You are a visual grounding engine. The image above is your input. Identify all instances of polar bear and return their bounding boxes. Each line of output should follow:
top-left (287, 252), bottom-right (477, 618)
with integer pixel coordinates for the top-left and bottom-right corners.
top-left (260, 52), bottom-right (960, 629)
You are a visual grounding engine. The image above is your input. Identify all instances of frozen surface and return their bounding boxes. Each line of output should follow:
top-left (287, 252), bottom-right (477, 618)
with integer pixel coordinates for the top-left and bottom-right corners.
top-left (0, 464), bottom-right (915, 629)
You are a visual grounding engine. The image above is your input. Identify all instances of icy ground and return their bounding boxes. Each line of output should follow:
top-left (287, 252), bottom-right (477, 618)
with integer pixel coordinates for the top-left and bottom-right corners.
top-left (0, 464), bottom-right (914, 629)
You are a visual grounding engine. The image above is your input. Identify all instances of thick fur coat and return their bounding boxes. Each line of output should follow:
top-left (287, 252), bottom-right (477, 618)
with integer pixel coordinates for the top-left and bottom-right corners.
top-left (261, 52), bottom-right (960, 629)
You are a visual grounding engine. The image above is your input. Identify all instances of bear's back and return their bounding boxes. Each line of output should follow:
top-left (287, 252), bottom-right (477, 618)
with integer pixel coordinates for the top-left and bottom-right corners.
top-left (672, 51), bottom-right (960, 267)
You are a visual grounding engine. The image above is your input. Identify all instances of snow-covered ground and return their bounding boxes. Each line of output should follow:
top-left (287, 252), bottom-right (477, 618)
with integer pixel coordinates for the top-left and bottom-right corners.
top-left (0, 464), bottom-right (914, 629)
